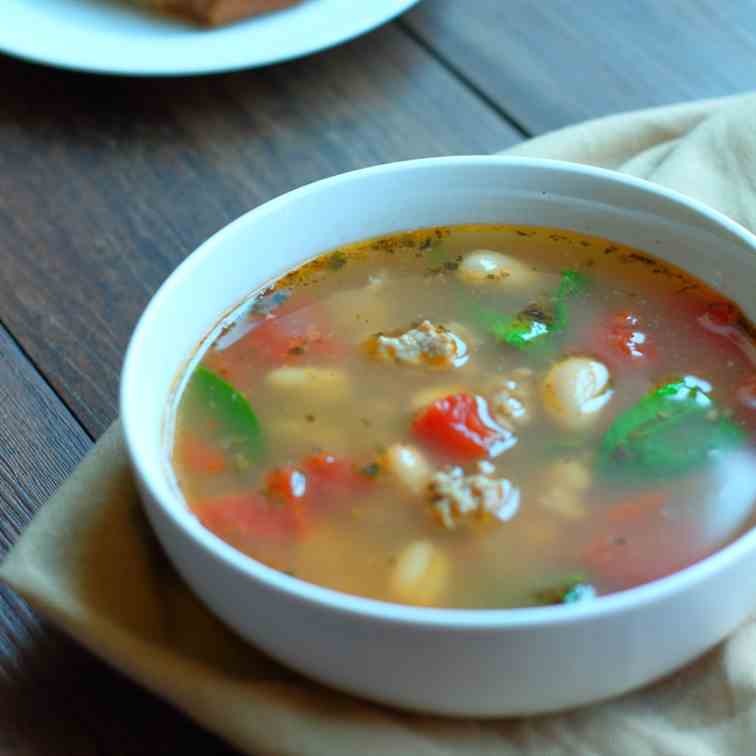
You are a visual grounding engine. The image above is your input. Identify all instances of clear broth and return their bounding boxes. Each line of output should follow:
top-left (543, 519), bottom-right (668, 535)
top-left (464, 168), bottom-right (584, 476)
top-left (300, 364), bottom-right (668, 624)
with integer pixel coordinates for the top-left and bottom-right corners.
top-left (171, 225), bottom-right (756, 608)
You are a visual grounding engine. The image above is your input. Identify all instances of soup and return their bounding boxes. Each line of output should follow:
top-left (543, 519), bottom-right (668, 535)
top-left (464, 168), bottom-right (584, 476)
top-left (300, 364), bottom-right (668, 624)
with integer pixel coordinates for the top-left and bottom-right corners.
top-left (170, 225), bottom-right (756, 609)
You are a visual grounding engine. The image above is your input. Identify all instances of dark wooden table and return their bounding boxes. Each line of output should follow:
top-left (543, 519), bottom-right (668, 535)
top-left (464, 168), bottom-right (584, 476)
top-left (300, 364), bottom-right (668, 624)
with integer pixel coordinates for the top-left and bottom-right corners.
top-left (1, 1), bottom-right (754, 752)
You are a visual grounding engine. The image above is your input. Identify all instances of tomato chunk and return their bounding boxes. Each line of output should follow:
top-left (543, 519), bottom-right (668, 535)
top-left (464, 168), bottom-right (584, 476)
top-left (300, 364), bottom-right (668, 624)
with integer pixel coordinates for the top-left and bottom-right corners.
top-left (265, 452), bottom-right (371, 530)
top-left (267, 465), bottom-right (308, 505)
top-left (582, 490), bottom-right (708, 589)
top-left (587, 310), bottom-right (655, 368)
top-left (412, 393), bottom-right (514, 460)
top-left (737, 375), bottom-right (756, 411)
top-left (243, 308), bottom-right (343, 365)
top-left (702, 301), bottom-right (740, 327)
top-left (303, 453), bottom-right (368, 495)
top-left (607, 311), bottom-right (655, 360)
top-left (736, 375), bottom-right (756, 436)
top-left (206, 302), bottom-right (345, 385)
top-left (670, 295), bottom-right (754, 371)
top-left (696, 302), bottom-right (756, 369)
top-left (197, 492), bottom-right (299, 542)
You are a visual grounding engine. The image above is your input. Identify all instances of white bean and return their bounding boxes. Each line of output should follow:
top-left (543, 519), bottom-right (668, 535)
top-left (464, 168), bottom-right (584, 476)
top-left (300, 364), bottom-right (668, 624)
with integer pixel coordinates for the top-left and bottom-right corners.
top-left (390, 540), bottom-right (450, 606)
top-left (457, 249), bottom-right (542, 289)
top-left (539, 460), bottom-right (592, 520)
top-left (541, 357), bottom-right (613, 431)
top-left (486, 367), bottom-right (536, 431)
top-left (383, 443), bottom-right (433, 495)
top-left (266, 366), bottom-right (350, 403)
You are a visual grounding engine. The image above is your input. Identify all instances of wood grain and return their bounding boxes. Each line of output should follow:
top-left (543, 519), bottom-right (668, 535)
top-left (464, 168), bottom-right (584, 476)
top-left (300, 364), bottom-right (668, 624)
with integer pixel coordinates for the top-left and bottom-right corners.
top-left (404, 0), bottom-right (756, 133)
top-left (0, 22), bottom-right (522, 752)
top-left (0, 22), bottom-right (520, 440)
top-left (0, 327), bottom-right (89, 549)
top-left (0, 325), bottom-right (239, 754)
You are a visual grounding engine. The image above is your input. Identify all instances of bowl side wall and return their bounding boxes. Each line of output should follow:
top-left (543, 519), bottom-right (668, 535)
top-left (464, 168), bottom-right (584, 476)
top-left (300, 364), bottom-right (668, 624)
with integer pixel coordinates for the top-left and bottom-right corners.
top-left (121, 157), bottom-right (756, 715)
top-left (139, 471), bottom-right (756, 716)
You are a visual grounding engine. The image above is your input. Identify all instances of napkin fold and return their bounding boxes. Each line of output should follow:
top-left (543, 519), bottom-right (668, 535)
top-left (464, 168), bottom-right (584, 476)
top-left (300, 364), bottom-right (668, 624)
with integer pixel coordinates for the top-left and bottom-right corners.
top-left (3, 91), bottom-right (756, 756)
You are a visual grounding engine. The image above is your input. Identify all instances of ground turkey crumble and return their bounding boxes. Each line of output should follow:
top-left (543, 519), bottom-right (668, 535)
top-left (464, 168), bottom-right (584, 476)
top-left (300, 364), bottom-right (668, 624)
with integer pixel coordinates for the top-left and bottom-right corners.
top-left (428, 462), bottom-right (520, 529)
top-left (487, 367), bottom-right (536, 432)
top-left (367, 320), bottom-right (468, 369)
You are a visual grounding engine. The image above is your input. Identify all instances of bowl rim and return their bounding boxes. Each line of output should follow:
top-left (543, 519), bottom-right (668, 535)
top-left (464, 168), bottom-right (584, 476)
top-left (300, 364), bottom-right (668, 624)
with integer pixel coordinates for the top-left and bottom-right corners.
top-left (121, 154), bottom-right (756, 630)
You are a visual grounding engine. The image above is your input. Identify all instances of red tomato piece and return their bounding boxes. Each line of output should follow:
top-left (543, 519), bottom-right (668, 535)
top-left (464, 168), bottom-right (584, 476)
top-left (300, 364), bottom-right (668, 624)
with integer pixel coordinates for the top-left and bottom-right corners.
top-left (668, 295), bottom-right (753, 371)
top-left (696, 302), bottom-right (756, 369)
top-left (736, 375), bottom-right (756, 436)
top-left (302, 453), bottom-right (370, 511)
top-left (206, 302), bottom-right (345, 383)
top-left (196, 492), bottom-right (299, 542)
top-left (737, 375), bottom-right (756, 411)
top-left (582, 490), bottom-right (709, 590)
top-left (240, 305), bottom-right (343, 365)
top-left (266, 465), bottom-right (308, 504)
top-left (303, 453), bottom-right (365, 488)
top-left (412, 393), bottom-right (513, 460)
top-left (265, 453), bottom-right (369, 527)
top-left (265, 465), bottom-right (312, 532)
top-left (588, 310), bottom-right (655, 368)
top-left (702, 300), bottom-right (740, 327)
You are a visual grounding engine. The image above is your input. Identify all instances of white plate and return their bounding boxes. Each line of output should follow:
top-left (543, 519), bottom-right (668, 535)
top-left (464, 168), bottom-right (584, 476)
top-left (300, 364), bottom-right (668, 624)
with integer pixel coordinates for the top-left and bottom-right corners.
top-left (2, 0), bottom-right (422, 76)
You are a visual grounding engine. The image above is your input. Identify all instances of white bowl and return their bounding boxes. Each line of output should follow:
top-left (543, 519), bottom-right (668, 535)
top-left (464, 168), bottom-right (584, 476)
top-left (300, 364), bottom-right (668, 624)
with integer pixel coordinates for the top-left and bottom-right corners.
top-left (121, 157), bottom-right (756, 717)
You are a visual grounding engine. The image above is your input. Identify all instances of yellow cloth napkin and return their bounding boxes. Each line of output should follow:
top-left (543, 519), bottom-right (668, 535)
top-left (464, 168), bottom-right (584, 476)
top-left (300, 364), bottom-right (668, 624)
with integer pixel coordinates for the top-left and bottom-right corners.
top-left (3, 91), bottom-right (756, 756)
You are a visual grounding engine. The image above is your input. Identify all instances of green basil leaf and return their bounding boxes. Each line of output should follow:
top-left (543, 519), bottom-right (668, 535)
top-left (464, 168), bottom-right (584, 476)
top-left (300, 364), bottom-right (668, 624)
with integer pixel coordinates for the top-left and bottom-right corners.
top-left (464, 270), bottom-right (589, 351)
top-left (489, 311), bottom-right (552, 347)
top-left (599, 376), bottom-right (745, 478)
top-left (553, 270), bottom-right (590, 331)
top-left (187, 365), bottom-right (265, 460)
top-left (532, 575), bottom-right (596, 606)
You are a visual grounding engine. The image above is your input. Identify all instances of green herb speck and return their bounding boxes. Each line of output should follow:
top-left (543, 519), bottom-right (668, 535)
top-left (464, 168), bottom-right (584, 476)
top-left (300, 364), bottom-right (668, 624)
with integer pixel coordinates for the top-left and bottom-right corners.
top-left (361, 462), bottom-right (381, 478)
top-left (328, 252), bottom-right (348, 270)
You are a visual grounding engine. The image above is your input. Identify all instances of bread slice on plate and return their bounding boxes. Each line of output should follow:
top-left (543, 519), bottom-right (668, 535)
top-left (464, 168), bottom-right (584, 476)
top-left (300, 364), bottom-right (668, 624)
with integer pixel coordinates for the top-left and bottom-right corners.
top-left (142, 0), bottom-right (302, 27)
